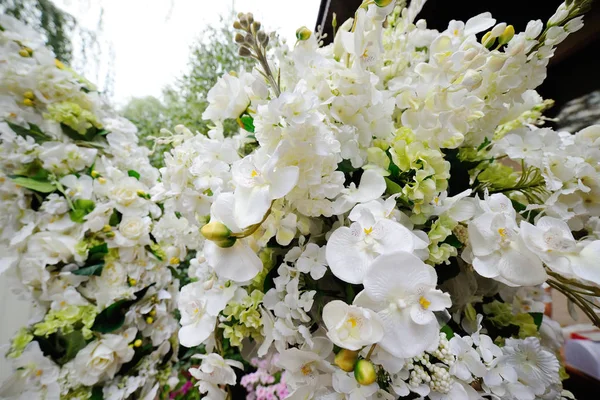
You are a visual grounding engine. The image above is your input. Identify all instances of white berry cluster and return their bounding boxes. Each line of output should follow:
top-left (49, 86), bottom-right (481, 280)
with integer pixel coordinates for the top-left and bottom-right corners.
top-left (405, 333), bottom-right (455, 394)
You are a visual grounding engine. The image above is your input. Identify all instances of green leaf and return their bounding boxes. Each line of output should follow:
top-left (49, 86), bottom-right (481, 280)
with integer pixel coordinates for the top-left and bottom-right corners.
top-left (237, 115), bottom-right (255, 133)
top-left (90, 386), bottom-right (103, 400)
top-left (477, 137), bottom-right (492, 152)
top-left (89, 242), bottom-right (109, 261)
top-left (441, 324), bottom-right (455, 340)
top-left (146, 243), bottom-right (165, 261)
top-left (69, 199), bottom-right (96, 223)
top-left (384, 177), bottom-right (403, 194)
top-left (443, 234), bottom-right (464, 249)
top-left (34, 330), bottom-right (87, 366)
top-left (72, 263), bottom-right (104, 276)
top-left (9, 176), bottom-right (57, 193)
top-left (530, 312), bottom-right (544, 330)
top-left (7, 121), bottom-right (51, 143)
top-left (109, 209), bottom-right (122, 227)
top-left (92, 284), bottom-right (155, 333)
top-left (60, 123), bottom-right (101, 142)
top-left (128, 170), bottom-right (140, 180)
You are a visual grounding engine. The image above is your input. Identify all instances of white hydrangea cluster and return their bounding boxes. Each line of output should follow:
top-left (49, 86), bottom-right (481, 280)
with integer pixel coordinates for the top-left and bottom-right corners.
top-left (0, 15), bottom-right (178, 400)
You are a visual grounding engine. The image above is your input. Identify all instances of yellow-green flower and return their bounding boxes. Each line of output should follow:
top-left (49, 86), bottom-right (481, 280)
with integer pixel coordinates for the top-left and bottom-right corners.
top-left (44, 101), bottom-right (102, 135)
top-left (33, 304), bottom-right (98, 339)
top-left (7, 328), bottom-right (34, 358)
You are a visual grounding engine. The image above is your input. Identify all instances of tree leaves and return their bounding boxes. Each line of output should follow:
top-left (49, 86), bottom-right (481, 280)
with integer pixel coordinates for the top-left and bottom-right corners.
top-left (91, 284), bottom-right (155, 333)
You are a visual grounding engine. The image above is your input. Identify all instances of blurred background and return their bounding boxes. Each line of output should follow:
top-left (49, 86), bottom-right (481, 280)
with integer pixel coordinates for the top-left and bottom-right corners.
top-left (2, 0), bottom-right (600, 395)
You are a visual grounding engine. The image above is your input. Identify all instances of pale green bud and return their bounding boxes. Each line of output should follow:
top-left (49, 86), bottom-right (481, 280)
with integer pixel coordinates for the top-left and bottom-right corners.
top-left (354, 359), bottom-right (377, 385)
top-left (498, 25), bottom-right (515, 45)
top-left (374, 0), bottom-right (394, 6)
top-left (201, 221), bottom-right (232, 241)
top-left (296, 26), bottom-right (312, 41)
top-left (335, 349), bottom-right (359, 372)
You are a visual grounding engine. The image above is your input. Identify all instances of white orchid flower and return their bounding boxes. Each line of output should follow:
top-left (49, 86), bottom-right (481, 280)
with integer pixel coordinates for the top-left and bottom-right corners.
top-left (322, 300), bottom-right (384, 351)
top-left (232, 151), bottom-right (299, 229)
top-left (326, 209), bottom-right (426, 284)
top-left (354, 251), bottom-right (451, 358)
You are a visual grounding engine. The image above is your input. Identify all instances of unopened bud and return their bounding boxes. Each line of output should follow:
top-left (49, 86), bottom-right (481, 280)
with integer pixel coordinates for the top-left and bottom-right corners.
top-left (91, 170), bottom-right (100, 178)
top-left (134, 339), bottom-right (143, 347)
top-left (233, 21), bottom-right (243, 30)
top-left (23, 98), bottom-right (34, 107)
top-left (354, 359), bottom-right (377, 385)
top-left (498, 25), bottom-right (515, 45)
top-left (169, 257), bottom-right (180, 265)
top-left (149, 309), bottom-right (157, 317)
top-left (296, 26), bottom-right (312, 41)
top-left (102, 224), bottom-right (112, 233)
top-left (54, 59), bottom-right (65, 69)
top-left (257, 31), bottom-right (268, 46)
top-left (18, 48), bottom-right (30, 57)
top-left (239, 15), bottom-right (250, 29)
top-left (335, 349), bottom-right (359, 372)
top-left (214, 237), bottom-right (237, 248)
top-left (238, 46), bottom-right (253, 57)
top-left (201, 221), bottom-right (232, 241)
top-left (482, 31), bottom-right (495, 49)
top-left (244, 33), bottom-right (255, 45)
top-left (145, 316), bottom-right (154, 324)
top-left (246, 13), bottom-right (254, 24)
top-left (252, 21), bottom-right (262, 32)
top-left (234, 33), bottom-right (245, 44)
top-left (374, 0), bottom-right (394, 6)
top-left (23, 91), bottom-right (35, 100)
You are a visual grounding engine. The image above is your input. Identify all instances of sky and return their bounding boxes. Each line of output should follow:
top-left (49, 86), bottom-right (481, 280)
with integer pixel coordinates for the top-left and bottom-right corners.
top-left (54, 0), bottom-right (321, 106)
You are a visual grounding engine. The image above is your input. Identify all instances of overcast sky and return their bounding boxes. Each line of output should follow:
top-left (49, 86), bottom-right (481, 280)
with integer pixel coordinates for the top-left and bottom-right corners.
top-left (54, 0), bottom-right (321, 105)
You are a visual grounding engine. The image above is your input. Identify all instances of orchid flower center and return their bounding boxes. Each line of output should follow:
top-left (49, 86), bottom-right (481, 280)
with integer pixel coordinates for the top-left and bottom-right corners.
top-left (419, 296), bottom-right (431, 310)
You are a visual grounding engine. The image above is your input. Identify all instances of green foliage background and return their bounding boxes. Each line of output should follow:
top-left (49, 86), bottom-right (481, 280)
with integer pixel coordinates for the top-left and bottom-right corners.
top-left (122, 17), bottom-right (255, 168)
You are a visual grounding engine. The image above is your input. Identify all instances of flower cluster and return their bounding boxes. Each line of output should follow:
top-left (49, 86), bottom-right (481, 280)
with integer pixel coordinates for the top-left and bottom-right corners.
top-left (164, 1), bottom-right (596, 399)
top-left (3, 0), bottom-right (600, 399)
top-left (0, 15), bottom-right (178, 400)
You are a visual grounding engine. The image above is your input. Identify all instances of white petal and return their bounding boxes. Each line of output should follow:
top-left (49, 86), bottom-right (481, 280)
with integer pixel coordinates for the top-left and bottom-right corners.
top-left (211, 193), bottom-right (240, 232)
top-left (350, 170), bottom-right (386, 203)
top-left (410, 305), bottom-right (436, 325)
top-left (570, 241), bottom-right (600, 285)
top-left (378, 308), bottom-right (440, 359)
top-left (204, 240), bottom-right (262, 282)
top-left (425, 289), bottom-right (452, 311)
top-left (234, 185), bottom-right (272, 228)
top-left (498, 244), bottom-right (546, 286)
top-left (326, 226), bottom-right (371, 284)
top-left (363, 252), bottom-right (436, 302)
top-left (268, 165), bottom-right (299, 199)
top-left (179, 314), bottom-right (216, 347)
top-left (464, 12), bottom-right (496, 36)
top-left (472, 253), bottom-right (501, 279)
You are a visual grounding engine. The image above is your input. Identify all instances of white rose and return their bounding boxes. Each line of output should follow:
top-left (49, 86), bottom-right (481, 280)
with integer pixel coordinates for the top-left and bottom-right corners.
top-left (115, 216), bottom-right (151, 247)
top-left (73, 332), bottom-right (135, 386)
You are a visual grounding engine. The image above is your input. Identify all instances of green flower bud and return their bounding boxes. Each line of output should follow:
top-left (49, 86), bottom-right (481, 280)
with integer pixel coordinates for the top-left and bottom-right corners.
top-left (482, 31), bottom-right (495, 49)
top-left (257, 31), bottom-right (269, 46)
top-left (335, 349), bottom-right (359, 372)
top-left (354, 359), bottom-right (377, 385)
top-left (498, 25), bottom-right (515, 45)
top-left (233, 21), bottom-right (243, 30)
top-left (238, 46), bottom-right (253, 57)
top-left (201, 221), bottom-right (232, 241)
top-left (374, 0), bottom-right (394, 6)
top-left (296, 26), bottom-right (312, 41)
top-left (235, 33), bottom-right (246, 44)
top-left (252, 21), bottom-right (262, 32)
top-left (214, 237), bottom-right (237, 248)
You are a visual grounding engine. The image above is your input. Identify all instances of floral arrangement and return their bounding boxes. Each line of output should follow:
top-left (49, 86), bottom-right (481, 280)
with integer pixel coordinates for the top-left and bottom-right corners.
top-left (157, 0), bottom-right (599, 399)
top-left (0, 15), bottom-right (179, 400)
top-left (3, 0), bottom-right (600, 399)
